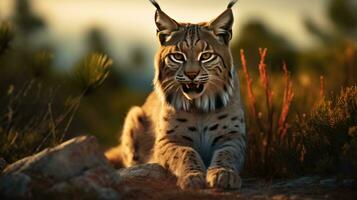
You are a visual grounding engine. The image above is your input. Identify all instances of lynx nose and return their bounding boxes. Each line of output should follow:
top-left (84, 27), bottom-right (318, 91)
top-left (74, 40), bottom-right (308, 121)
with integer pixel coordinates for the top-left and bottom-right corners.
top-left (184, 71), bottom-right (199, 80)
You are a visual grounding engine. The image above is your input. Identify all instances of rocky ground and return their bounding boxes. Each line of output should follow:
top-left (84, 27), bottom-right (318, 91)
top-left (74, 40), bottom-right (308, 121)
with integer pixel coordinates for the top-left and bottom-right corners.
top-left (0, 135), bottom-right (356, 200)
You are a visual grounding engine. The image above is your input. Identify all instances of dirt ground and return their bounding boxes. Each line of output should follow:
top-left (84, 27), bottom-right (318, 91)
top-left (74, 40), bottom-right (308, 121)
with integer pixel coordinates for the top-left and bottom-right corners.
top-left (118, 177), bottom-right (357, 200)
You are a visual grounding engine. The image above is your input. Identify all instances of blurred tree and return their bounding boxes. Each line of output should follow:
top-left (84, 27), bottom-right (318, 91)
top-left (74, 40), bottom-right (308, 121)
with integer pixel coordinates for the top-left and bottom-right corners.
top-left (129, 46), bottom-right (146, 69)
top-left (305, 0), bottom-right (357, 43)
top-left (304, 18), bottom-right (335, 44)
top-left (14, 0), bottom-right (45, 34)
top-left (0, 0), bottom-right (54, 84)
top-left (302, 0), bottom-right (357, 88)
top-left (328, 0), bottom-right (357, 34)
top-left (86, 28), bottom-right (110, 55)
top-left (0, 22), bottom-right (14, 55)
top-left (85, 27), bottom-right (124, 88)
top-left (232, 21), bottom-right (297, 72)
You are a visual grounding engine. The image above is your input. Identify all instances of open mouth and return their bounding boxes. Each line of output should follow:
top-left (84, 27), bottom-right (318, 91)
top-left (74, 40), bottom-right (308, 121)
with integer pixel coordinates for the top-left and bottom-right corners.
top-left (181, 83), bottom-right (205, 99)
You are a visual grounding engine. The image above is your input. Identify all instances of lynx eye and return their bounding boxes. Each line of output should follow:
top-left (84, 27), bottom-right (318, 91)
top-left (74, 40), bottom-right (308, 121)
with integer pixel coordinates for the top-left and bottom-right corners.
top-left (199, 52), bottom-right (215, 63)
top-left (169, 53), bottom-right (185, 63)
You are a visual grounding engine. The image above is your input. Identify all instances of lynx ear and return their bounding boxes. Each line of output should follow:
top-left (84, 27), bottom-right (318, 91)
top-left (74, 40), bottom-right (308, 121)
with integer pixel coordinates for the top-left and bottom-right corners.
top-left (209, 0), bottom-right (238, 44)
top-left (149, 0), bottom-right (179, 45)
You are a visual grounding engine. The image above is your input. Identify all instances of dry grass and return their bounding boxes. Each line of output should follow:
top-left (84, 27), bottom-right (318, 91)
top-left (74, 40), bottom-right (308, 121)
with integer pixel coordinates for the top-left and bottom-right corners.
top-left (239, 47), bottom-right (357, 178)
top-left (0, 53), bottom-right (113, 163)
top-left (240, 48), bottom-right (295, 177)
top-left (0, 80), bottom-right (81, 163)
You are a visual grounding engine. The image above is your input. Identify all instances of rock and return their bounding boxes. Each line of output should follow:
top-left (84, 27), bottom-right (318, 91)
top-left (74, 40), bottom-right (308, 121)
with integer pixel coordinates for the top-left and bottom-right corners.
top-left (341, 178), bottom-right (356, 188)
top-left (279, 176), bottom-right (320, 188)
top-left (319, 178), bottom-right (337, 188)
top-left (47, 165), bottom-right (121, 199)
top-left (0, 172), bottom-right (31, 199)
top-left (0, 135), bottom-right (121, 199)
top-left (0, 157), bottom-right (6, 173)
top-left (3, 135), bottom-right (108, 182)
top-left (118, 163), bottom-right (170, 180)
top-left (5, 135), bottom-right (354, 199)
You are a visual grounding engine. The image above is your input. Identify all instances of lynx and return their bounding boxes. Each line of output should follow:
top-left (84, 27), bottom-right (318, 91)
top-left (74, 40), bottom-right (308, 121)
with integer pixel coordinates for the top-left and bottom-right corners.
top-left (106, 0), bottom-right (246, 190)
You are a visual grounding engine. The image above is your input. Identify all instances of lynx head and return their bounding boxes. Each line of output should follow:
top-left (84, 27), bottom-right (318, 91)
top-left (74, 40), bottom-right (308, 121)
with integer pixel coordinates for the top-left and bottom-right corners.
top-left (150, 0), bottom-right (238, 112)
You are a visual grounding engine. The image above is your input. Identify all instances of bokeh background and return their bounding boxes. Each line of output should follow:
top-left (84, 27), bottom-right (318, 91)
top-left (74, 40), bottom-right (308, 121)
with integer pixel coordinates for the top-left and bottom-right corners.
top-left (0, 0), bottom-right (356, 173)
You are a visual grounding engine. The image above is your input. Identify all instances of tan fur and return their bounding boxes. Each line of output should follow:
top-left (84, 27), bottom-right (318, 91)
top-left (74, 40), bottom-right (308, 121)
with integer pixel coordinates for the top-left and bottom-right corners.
top-left (106, 0), bottom-right (246, 190)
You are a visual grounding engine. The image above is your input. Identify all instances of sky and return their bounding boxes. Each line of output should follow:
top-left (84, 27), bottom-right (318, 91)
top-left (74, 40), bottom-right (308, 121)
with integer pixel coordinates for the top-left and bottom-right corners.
top-left (0, 0), bottom-right (330, 68)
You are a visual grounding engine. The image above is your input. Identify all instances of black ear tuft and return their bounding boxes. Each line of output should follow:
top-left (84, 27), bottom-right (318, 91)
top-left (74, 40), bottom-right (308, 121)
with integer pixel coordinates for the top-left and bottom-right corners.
top-left (227, 0), bottom-right (238, 9)
top-left (149, 0), bottom-right (161, 10)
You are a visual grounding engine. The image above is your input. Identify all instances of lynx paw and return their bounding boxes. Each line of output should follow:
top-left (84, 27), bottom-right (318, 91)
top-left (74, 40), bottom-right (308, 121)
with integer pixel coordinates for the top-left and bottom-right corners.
top-left (206, 167), bottom-right (241, 189)
top-left (178, 171), bottom-right (206, 190)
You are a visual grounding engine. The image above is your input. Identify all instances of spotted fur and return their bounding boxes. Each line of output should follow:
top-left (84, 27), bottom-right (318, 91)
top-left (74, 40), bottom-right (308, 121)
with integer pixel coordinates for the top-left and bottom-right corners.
top-left (106, 0), bottom-right (246, 190)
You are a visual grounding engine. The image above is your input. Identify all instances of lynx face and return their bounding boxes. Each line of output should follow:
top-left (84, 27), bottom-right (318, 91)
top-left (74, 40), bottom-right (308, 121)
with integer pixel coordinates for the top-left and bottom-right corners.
top-left (153, 6), bottom-right (236, 112)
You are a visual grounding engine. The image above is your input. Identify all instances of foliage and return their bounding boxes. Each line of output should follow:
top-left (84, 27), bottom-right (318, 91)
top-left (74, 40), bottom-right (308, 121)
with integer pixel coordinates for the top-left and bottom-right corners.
top-left (296, 86), bottom-right (357, 177)
top-left (0, 23), bottom-right (113, 163)
top-left (72, 53), bottom-right (113, 94)
top-left (240, 48), bottom-right (357, 178)
top-left (0, 22), bottom-right (14, 55)
top-left (328, 0), bottom-right (357, 32)
top-left (0, 81), bottom-right (75, 163)
top-left (14, 0), bottom-right (45, 33)
top-left (232, 21), bottom-right (297, 72)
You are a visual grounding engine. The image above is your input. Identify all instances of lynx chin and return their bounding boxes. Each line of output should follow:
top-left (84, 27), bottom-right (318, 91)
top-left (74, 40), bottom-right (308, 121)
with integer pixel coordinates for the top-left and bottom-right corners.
top-left (106, 0), bottom-right (246, 190)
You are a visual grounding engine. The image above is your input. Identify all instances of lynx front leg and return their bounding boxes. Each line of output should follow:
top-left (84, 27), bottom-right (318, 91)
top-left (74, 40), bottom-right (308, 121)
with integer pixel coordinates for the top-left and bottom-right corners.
top-left (155, 136), bottom-right (207, 190)
top-left (207, 134), bottom-right (246, 189)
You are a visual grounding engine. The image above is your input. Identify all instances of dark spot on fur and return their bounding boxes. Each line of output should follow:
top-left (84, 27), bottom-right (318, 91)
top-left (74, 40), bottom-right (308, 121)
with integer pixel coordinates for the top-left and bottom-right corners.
top-left (223, 85), bottom-right (228, 92)
top-left (241, 118), bottom-right (244, 123)
top-left (166, 93), bottom-right (174, 103)
top-left (212, 135), bottom-right (225, 146)
top-left (228, 131), bottom-right (238, 134)
top-left (163, 117), bottom-right (169, 121)
top-left (215, 95), bottom-right (224, 109)
top-left (164, 162), bottom-right (169, 169)
top-left (133, 142), bottom-right (139, 150)
top-left (234, 125), bottom-right (239, 128)
top-left (138, 116), bottom-right (144, 124)
top-left (176, 118), bottom-right (187, 122)
top-left (203, 126), bottom-right (208, 132)
top-left (218, 114), bottom-right (228, 120)
top-left (209, 124), bottom-right (219, 131)
top-left (231, 116), bottom-right (238, 121)
top-left (223, 126), bottom-right (228, 129)
top-left (132, 154), bottom-right (139, 161)
top-left (188, 127), bottom-right (197, 132)
top-left (159, 140), bottom-right (172, 149)
top-left (158, 70), bottom-right (163, 81)
top-left (166, 129), bottom-right (175, 134)
top-left (182, 135), bottom-right (193, 142)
